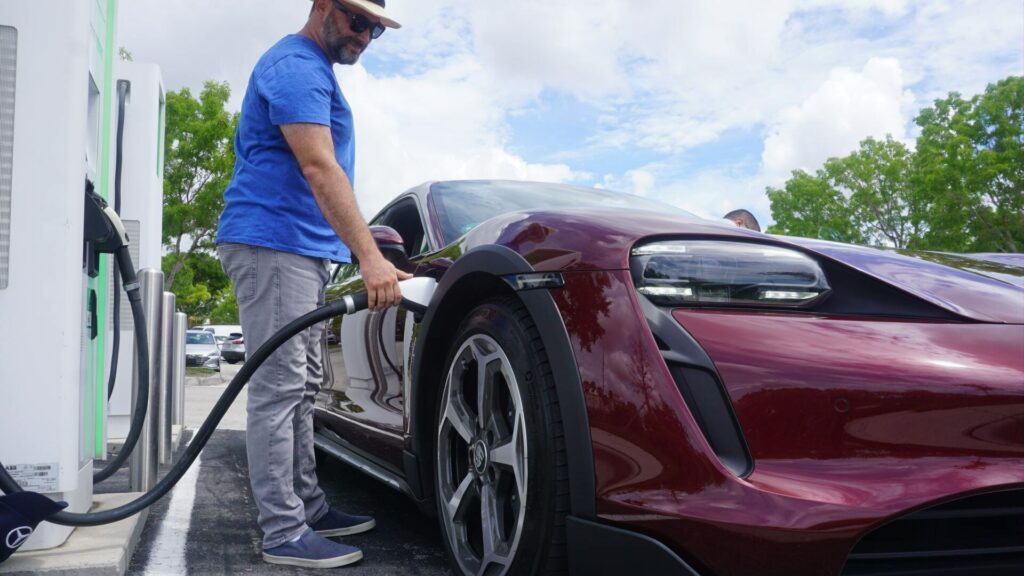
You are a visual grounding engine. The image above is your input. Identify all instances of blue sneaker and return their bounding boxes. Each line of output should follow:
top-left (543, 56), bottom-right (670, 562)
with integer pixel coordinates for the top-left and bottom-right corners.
top-left (311, 507), bottom-right (376, 537)
top-left (262, 528), bottom-right (363, 568)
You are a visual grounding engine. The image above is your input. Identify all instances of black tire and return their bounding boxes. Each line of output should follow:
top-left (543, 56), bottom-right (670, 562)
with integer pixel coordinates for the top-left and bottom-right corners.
top-left (434, 296), bottom-right (569, 576)
top-left (226, 359), bottom-right (239, 365)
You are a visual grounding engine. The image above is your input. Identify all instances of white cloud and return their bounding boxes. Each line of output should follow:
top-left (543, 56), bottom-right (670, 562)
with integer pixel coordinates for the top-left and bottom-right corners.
top-left (643, 168), bottom-right (770, 225)
top-left (601, 169), bottom-right (657, 198)
top-left (116, 0), bottom-right (1022, 225)
top-left (761, 57), bottom-right (916, 183)
top-left (336, 61), bottom-right (579, 215)
top-left (466, 0), bottom-right (632, 101)
top-left (119, 0), bottom-right (309, 110)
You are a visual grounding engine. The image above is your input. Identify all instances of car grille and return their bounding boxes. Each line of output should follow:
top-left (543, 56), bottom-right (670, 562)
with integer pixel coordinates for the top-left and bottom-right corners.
top-left (842, 489), bottom-right (1024, 575)
top-left (186, 354), bottom-right (205, 366)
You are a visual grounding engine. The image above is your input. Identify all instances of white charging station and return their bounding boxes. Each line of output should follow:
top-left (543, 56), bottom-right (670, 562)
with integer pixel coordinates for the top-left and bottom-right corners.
top-left (0, 0), bottom-right (165, 552)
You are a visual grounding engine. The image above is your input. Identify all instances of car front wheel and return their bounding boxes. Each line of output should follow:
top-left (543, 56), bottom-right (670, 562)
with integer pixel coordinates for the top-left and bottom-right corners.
top-left (435, 297), bottom-right (568, 576)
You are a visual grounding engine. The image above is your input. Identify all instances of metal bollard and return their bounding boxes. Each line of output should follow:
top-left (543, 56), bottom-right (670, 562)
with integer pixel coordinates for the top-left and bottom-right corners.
top-left (158, 291), bottom-right (175, 464)
top-left (172, 312), bottom-right (187, 428)
top-left (130, 269), bottom-right (162, 492)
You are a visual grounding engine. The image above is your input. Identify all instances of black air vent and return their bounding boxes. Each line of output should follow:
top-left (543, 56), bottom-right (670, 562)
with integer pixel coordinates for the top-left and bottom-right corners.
top-left (842, 489), bottom-right (1024, 575)
top-left (666, 364), bottom-right (752, 477)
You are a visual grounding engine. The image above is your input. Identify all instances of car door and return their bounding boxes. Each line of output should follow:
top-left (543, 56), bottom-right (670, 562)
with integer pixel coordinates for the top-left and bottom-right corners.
top-left (318, 196), bottom-right (432, 468)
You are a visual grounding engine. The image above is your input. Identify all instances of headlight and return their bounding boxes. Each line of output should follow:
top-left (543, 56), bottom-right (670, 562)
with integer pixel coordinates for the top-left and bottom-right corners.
top-left (630, 241), bottom-right (831, 308)
top-left (205, 351), bottom-right (219, 359)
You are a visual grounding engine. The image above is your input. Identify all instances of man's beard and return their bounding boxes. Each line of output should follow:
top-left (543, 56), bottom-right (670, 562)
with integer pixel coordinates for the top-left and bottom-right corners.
top-left (321, 17), bottom-right (364, 65)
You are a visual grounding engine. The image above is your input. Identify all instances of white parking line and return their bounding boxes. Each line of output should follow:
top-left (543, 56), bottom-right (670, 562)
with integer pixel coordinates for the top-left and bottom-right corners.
top-left (142, 447), bottom-right (201, 576)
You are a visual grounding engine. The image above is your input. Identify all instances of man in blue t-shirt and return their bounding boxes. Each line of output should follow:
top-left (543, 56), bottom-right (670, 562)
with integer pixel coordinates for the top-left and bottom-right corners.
top-left (215, 0), bottom-right (407, 568)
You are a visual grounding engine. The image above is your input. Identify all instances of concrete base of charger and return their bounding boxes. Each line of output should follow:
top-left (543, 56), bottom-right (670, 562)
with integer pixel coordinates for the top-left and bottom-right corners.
top-left (0, 493), bottom-right (149, 576)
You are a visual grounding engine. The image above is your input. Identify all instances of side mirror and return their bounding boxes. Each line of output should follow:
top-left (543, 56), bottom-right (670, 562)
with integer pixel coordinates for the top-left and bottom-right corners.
top-left (353, 225), bottom-right (413, 272)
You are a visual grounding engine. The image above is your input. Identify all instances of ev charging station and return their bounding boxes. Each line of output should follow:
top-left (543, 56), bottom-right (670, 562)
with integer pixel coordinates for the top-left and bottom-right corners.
top-left (0, 0), bottom-right (166, 552)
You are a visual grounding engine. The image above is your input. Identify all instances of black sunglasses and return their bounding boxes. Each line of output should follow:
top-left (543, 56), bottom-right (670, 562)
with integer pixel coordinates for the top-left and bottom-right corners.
top-left (331, 0), bottom-right (386, 39)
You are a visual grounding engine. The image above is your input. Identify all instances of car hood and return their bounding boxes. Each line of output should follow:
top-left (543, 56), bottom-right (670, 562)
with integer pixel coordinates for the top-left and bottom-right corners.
top-left (784, 237), bottom-right (1024, 324)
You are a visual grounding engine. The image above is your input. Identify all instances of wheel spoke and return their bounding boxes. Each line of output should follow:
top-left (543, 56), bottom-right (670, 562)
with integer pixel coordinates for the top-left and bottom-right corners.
top-left (491, 417), bottom-right (526, 501)
top-left (443, 399), bottom-right (475, 443)
top-left (446, 472), bottom-right (476, 522)
top-left (477, 358), bottom-right (496, 430)
top-left (489, 439), bottom-right (515, 467)
top-left (480, 482), bottom-right (502, 562)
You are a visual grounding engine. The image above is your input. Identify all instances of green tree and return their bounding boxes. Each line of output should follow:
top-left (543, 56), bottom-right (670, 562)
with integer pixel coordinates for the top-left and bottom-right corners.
top-left (163, 81), bottom-right (237, 289)
top-left (208, 289), bottom-right (240, 324)
top-left (914, 76), bottom-right (1023, 252)
top-left (162, 252), bottom-right (231, 324)
top-left (768, 76), bottom-right (1022, 252)
top-left (766, 169), bottom-right (864, 243)
top-left (824, 136), bottom-right (925, 249)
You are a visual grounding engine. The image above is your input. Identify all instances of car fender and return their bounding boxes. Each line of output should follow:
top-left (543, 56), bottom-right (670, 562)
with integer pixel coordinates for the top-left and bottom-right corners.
top-left (407, 244), bottom-right (597, 519)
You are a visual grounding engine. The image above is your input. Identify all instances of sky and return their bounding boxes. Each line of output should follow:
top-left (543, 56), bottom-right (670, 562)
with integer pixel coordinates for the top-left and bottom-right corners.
top-left (118, 0), bottom-right (1024, 223)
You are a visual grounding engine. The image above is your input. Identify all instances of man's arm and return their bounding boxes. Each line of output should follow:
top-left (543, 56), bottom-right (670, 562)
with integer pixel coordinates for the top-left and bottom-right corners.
top-left (280, 122), bottom-right (411, 309)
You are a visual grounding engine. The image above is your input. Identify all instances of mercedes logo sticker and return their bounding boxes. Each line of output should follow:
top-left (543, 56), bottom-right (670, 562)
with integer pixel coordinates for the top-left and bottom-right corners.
top-left (6, 526), bottom-right (33, 549)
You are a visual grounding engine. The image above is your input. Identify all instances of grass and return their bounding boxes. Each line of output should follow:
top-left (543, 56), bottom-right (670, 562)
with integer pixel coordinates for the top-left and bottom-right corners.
top-left (186, 367), bottom-right (218, 377)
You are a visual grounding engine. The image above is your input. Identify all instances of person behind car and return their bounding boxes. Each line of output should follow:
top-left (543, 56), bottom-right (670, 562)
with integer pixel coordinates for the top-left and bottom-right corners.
top-left (214, 0), bottom-right (409, 569)
top-left (723, 208), bottom-right (762, 231)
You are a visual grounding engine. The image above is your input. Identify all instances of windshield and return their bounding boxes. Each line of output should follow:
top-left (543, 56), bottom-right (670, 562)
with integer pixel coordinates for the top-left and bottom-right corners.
top-left (430, 180), bottom-right (696, 245)
top-left (187, 332), bottom-right (216, 345)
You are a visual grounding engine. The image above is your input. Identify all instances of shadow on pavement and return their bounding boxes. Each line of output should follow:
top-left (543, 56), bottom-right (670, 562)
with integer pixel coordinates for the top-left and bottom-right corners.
top-left (104, 430), bottom-right (450, 575)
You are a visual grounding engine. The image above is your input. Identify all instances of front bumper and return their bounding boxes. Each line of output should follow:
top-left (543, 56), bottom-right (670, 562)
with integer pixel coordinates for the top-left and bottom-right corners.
top-left (567, 516), bottom-right (698, 575)
top-left (550, 269), bottom-right (1024, 575)
top-left (186, 354), bottom-right (220, 369)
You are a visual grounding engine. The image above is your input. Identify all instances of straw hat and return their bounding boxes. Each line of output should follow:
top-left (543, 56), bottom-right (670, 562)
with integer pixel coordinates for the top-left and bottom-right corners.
top-left (312, 0), bottom-right (401, 29)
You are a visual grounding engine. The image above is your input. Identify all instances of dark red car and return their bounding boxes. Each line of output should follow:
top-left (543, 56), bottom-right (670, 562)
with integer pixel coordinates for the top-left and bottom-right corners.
top-left (313, 180), bottom-right (1024, 576)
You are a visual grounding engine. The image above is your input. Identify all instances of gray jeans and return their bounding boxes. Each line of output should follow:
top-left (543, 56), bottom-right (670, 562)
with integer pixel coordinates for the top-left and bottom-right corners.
top-left (218, 243), bottom-right (330, 549)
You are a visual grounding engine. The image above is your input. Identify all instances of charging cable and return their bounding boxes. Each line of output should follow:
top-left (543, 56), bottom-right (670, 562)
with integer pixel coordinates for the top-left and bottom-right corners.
top-left (0, 277), bottom-right (435, 526)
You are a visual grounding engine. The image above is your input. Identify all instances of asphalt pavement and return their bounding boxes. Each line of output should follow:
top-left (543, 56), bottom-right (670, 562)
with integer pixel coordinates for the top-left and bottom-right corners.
top-left (103, 362), bottom-right (451, 575)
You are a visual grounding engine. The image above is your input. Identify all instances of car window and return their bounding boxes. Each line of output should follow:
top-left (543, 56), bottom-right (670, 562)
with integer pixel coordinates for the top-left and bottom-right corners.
top-left (372, 197), bottom-right (428, 256)
top-left (187, 332), bottom-right (216, 345)
top-left (430, 180), bottom-right (699, 245)
top-left (329, 263), bottom-right (360, 287)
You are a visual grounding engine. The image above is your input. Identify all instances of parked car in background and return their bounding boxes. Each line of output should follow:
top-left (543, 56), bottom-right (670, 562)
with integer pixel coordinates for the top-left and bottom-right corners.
top-left (219, 335), bottom-right (246, 364)
top-left (199, 324), bottom-right (242, 340)
top-left (313, 180), bottom-right (1024, 576)
top-left (185, 330), bottom-right (221, 372)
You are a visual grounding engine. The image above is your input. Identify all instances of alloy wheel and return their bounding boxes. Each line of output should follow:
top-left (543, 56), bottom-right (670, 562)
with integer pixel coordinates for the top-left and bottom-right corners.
top-left (437, 334), bottom-right (528, 576)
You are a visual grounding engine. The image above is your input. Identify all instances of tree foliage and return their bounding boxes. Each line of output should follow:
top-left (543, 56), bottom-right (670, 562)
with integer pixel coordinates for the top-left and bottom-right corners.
top-left (163, 81), bottom-right (237, 289)
top-left (827, 136), bottom-right (925, 249)
top-left (766, 170), bottom-right (864, 244)
top-left (208, 289), bottom-right (240, 325)
top-left (162, 252), bottom-right (232, 325)
top-left (160, 81), bottom-right (240, 325)
top-left (768, 76), bottom-right (1023, 252)
top-left (914, 76), bottom-right (1023, 252)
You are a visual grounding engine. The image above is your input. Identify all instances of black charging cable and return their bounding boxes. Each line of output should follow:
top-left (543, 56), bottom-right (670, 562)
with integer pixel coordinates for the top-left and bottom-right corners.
top-left (0, 292), bottom-right (375, 526)
top-left (80, 184), bottom-right (151, 484)
top-left (92, 247), bottom-right (148, 485)
top-left (106, 79), bottom-right (131, 402)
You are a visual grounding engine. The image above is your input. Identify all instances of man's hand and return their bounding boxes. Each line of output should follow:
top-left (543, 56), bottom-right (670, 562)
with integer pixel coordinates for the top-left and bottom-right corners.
top-left (360, 253), bottom-right (413, 310)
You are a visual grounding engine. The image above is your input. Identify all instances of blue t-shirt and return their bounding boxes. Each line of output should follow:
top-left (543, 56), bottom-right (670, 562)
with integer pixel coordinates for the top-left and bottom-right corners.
top-left (217, 35), bottom-right (354, 262)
